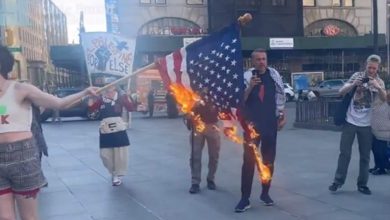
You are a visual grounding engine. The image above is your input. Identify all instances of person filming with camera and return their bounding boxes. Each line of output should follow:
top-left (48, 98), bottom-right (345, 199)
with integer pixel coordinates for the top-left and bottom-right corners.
top-left (329, 54), bottom-right (386, 195)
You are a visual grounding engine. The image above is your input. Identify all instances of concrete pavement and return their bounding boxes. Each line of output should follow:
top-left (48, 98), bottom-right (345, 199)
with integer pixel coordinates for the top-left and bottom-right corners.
top-left (38, 105), bottom-right (390, 220)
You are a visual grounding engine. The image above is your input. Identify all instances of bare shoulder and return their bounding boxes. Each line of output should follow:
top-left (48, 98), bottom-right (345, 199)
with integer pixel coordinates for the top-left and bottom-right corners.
top-left (14, 81), bottom-right (37, 92)
top-left (14, 82), bottom-right (40, 99)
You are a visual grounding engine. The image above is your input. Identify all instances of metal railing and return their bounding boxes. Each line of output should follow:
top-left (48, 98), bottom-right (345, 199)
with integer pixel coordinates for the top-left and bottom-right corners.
top-left (294, 98), bottom-right (341, 130)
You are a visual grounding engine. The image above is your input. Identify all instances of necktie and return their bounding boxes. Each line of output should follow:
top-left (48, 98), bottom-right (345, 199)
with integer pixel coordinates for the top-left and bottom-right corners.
top-left (258, 84), bottom-right (264, 102)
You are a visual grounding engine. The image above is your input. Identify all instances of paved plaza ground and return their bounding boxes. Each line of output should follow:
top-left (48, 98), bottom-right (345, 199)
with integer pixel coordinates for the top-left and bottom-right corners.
top-left (38, 105), bottom-right (390, 220)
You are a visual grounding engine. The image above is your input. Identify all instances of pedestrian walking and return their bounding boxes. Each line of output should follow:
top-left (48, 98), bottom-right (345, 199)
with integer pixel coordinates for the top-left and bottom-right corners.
top-left (88, 83), bottom-right (134, 186)
top-left (147, 88), bottom-right (155, 117)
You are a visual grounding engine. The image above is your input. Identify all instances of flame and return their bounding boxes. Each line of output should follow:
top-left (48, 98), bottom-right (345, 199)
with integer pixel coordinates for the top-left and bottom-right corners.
top-left (223, 126), bottom-right (243, 144)
top-left (249, 143), bottom-right (272, 184)
top-left (169, 83), bottom-right (200, 114)
top-left (193, 114), bottom-right (206, 133)
top-left (247, 123), bottom-right (272, 184)
top-left (247, 123), bottom-right (260, 140)
top-left (169, 83), bottom-right (272, 183)
top-left (218, 112), bottom-right (229, 120)
top-left (169, 83), bottom-right (205, 132)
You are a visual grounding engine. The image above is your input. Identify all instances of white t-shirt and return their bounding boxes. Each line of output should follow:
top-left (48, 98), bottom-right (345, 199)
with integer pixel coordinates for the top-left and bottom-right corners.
top-left (346, 85), bottom-right (373, 127)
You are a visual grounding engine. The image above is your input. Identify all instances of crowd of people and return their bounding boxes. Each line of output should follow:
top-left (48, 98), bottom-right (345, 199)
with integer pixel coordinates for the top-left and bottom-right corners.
top-left (0, 43), bottom-right (389, 219)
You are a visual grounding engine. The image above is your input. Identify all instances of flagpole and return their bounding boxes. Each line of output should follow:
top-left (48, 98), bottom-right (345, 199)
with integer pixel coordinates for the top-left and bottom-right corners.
top-left (66, 63), bottom-right (156, 108)
top-left (70, 13), bottom-right (252, 108)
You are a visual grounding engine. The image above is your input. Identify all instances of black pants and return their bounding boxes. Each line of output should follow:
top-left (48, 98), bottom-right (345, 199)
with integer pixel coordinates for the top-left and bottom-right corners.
top-left (148, 103), bottom-right (154, 117)
top-left (372, 136), bottom-right (390, 170)
top-left (241, 130), bottom-right (277, 199)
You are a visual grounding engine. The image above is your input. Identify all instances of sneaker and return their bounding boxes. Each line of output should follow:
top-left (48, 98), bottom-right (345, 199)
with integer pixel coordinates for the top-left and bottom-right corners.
top-left (207, 180), bottom-right (216, 190)
top-left (371, 169), bottom-right (387, 175)
top-left (234, 199), bottom-right (251, 213)
top-left (189, 184), bottom-right (200, 194)
top-left (328, 182), bottom-right (342, 192)
top-left (112, 176), bottom-right (122, 186)
top-left (260, 194), bottom-right (274, 206)
top-left (357, 186), bottom-right (371, 195)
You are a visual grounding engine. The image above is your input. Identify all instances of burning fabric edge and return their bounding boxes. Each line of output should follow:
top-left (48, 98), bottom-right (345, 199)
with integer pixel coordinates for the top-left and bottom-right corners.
top-left (168, 83), bottom-right (272, 184)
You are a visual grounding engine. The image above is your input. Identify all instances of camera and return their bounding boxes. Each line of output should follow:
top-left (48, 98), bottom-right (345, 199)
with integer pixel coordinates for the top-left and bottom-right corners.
top-left (252, 69), bottom-right (260, 77)
top-left (362, 77), bottom-right (370, 83)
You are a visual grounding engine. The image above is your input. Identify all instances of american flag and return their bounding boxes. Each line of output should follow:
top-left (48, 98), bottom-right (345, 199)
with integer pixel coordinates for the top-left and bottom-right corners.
top-left (157, 23), bottom-right (244, 111)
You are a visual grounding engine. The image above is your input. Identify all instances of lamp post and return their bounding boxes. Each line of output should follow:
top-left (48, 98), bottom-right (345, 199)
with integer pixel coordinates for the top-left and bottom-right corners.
top-left (387, 1), bottom-right (390, 76)
top-left (373, 0), bottom-right (379, 54)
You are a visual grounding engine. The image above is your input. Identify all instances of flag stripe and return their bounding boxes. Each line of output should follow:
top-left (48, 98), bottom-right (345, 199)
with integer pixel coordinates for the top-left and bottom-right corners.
top-left (179, 48), bottom-right (191, 89)
top-left (172, 50), bottom-right (183, 84)
top-left (166, 53), bottom-right (177, 84)
top-left (157, 58), bottom-right (172, 89)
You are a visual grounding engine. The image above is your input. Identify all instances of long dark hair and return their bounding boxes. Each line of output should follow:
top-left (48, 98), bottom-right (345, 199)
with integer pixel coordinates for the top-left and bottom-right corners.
top-left (0, 45), bottom-right (15, 79)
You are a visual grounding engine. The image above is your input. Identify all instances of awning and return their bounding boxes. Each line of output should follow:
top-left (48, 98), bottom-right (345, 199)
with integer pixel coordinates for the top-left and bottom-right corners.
top-left (135, 34), bottom-right (387, 52)
top-left (50, 45), bottom-right (85, 73)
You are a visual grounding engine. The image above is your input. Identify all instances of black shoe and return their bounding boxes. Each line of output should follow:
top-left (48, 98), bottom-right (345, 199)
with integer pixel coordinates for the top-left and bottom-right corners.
top-left (260, 194), bottom-right (274, 206)
top-left (234, 199), bottom-right (251, 213)
top-left (207, 180), bottom-right (216, 190)
top-left (371, 169), bottom-right (387, 175)
top-left (189, 184), bottom-right (200, 194)
top-left (369, 167), bottom-right (379, 173)
top-left (328, 182), bottom-right (342, 192)
top-left (357, 186), bottom-right (371, 195)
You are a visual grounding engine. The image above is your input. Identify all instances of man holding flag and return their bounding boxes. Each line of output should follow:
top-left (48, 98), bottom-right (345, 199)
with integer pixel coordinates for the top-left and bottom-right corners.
top-left (156, 22), bottom-right (245, 193)
top-left (235, 48), bottom-right (286, 212)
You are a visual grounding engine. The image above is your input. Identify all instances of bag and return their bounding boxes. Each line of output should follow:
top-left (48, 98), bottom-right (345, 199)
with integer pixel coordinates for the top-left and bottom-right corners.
top-left (100, 117), bottom-right (127, 134)
top-left (334, 86), bottom-right (356, 126)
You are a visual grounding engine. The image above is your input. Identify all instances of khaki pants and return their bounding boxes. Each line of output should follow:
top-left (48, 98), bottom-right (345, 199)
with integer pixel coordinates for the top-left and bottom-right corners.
top-left (100, 147), bottom-right (128, 176)
top-left (190, 123), bottom-right (221, 185)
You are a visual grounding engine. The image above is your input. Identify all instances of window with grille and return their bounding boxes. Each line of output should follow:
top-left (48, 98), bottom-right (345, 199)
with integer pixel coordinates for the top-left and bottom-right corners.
top-left (332, 0), bottom-right (341, 6)
top-left (138, 17), bottom-right (202, 36)
top-left (344, 0), bottom-right (354, 7)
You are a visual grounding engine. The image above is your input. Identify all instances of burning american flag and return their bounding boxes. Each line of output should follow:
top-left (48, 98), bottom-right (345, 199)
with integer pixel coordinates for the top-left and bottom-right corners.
top-left (155, 22), bottom-right (272, 184)
top-left (156, 23), bottom-right (244, 112)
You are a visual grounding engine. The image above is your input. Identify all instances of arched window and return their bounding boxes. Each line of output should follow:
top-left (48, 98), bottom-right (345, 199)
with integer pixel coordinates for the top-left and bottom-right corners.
top-left (305, 19), bottom-right (358, 37)
top-left (138, 17), bottom-right (203, 36)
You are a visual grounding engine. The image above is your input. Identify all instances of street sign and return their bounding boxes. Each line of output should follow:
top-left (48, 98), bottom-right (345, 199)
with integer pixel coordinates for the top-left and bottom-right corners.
top-left (269, 38), bottom-right (294, 49)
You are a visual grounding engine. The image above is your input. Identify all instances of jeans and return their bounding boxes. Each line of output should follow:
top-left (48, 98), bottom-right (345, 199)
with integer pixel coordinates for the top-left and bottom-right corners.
top-left (372, 136), bottom-right (390, 170)
top-left (334, 122), bottom-right (372, 187)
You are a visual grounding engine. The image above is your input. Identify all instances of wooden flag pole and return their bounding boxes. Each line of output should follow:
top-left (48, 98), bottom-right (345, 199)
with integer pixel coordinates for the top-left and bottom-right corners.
top-left (67, 62), bottom-right (156, 108)
top-left (96, 63), bottom-right (156, 93)
top-left (68, 13), bottom-right (252, 108)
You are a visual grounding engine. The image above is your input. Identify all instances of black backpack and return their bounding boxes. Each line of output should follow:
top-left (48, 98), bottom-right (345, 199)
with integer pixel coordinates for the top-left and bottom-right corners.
top-left (334, 86), bottom-right (357, 126)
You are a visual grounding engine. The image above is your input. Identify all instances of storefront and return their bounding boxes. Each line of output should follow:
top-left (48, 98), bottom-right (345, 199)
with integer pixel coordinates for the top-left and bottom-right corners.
top-left (134, 33), bottom-right (388, 84)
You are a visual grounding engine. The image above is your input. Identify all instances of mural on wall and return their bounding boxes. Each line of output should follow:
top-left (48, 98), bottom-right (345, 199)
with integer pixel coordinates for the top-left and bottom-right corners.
top-left (305, 19), bottom-right (358, 37)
